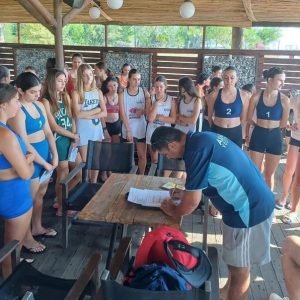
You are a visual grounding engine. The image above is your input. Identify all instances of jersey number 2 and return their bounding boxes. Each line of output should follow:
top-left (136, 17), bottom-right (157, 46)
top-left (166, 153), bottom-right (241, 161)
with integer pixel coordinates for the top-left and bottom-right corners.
top-left (226, 108), bottom-right (232, 115)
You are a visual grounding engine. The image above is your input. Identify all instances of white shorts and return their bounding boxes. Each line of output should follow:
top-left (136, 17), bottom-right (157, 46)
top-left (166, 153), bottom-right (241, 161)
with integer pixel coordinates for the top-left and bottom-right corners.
top-left (222, 214), bottom-right (273, 268)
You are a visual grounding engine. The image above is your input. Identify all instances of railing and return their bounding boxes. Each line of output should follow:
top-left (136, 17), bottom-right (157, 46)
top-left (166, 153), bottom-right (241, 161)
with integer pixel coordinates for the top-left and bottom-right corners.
top-left (1, 43), bottom-right (300, 94)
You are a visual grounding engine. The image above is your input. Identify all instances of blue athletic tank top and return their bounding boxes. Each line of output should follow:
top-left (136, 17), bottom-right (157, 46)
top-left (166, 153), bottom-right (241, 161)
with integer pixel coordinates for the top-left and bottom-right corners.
top-left (256, 91), bottom-right (283, 121)
top-left (0, 122), bottom-right (27, 170)
top-left (21, 102), bottom-right (46, 135)
top-left (214, 89), bottom-right (243, 118)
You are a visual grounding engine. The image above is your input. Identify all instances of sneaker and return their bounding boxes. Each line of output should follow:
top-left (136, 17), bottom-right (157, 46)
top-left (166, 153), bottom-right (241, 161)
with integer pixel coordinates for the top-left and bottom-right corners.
top-left (269, 293), bottom-right (289, 300)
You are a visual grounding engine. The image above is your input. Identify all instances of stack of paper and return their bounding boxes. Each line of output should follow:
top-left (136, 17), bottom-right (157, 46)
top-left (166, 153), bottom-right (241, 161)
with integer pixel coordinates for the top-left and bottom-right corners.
top-left (127, 188), bottom-right (170, 207)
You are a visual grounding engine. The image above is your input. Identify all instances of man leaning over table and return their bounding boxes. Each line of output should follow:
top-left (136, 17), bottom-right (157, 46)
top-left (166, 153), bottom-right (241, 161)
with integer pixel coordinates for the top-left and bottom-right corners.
top-left (151, 126), bottom-right (274, 300)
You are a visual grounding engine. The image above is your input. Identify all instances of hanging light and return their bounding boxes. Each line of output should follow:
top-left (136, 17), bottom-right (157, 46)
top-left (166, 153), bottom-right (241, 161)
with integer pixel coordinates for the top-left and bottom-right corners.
top-left (107, 0), bottom-right (123, 9)
top-left (89, 6), bottom-right (101, 19)
top-left (180, 0), bottom-right (195, 19)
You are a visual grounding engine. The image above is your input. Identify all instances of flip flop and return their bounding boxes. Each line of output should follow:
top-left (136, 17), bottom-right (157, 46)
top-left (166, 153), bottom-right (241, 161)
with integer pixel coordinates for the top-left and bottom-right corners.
top-left (22, 243), bottom-right (46, 254)
top-left (275, 202), bottom-right (284, 210)
top-left (285, 202), bottom-right (292, 210)
top-left (33, 228), bottom-right (58, 238)
top-left (20, 257), bottom-right (35, 264)
top-left (282, 212), bottom-right (297, 224)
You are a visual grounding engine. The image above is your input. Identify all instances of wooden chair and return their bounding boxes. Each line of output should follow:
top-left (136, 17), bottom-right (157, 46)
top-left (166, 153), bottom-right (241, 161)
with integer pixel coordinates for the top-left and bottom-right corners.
top-left (99, 237), bottom-right (215, 300)
top-left (60, 141), bottom-right (137, 248)
top-left (0, 240), bottom-right (101, 300)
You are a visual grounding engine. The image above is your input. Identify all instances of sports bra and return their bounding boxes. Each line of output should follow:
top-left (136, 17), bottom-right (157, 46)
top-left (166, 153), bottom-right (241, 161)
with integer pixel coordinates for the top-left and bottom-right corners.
top-left (105, 95), bottom-right (120, 114)
top-left (21, 102), bottom-right (45, 135)
top-left (256, 91), bottom-right (283, 121)
top-left (0, 122), bottom-right (27, 170)
top-left (214, 89), bottom-right (243, 118)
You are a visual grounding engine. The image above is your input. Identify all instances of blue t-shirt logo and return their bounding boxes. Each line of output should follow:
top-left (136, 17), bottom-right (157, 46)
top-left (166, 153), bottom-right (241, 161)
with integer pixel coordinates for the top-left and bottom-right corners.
top-left (216, 135), bottom-right (228, 148)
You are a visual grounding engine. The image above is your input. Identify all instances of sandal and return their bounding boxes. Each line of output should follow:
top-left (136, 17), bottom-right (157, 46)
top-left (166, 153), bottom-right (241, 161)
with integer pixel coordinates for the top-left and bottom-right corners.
top-left (275, 202), bottom-right (284, 210)
top-left (282, 212), bottom-right (297, 224)
top-left (33, 228), bottom-right (57, 238)
top-left (285, 202), bottom-right (292, 210)
top-left (22, 243), bottom-right (46, 254)
top-left (209, 205), bottom-right (221, 218)
top-left (56, 209), bottom-right (77, 217)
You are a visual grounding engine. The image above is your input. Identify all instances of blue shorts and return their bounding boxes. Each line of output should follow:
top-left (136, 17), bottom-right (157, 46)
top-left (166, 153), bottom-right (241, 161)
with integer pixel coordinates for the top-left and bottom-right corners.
top-left (0, 178), bottom-right (32, 219)
top-left (249, 125), bottom-right (282, 155)
top-left (290, 137), bottom-right (300, 148)
top-left (31, 139), bottom-right (51, 179)
top-left (211, 123), bottom-right (243, 148)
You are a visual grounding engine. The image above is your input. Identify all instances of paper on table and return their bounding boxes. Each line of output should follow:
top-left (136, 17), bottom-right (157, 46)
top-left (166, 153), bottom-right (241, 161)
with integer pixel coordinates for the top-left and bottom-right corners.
top-left (39, 170), bottom-right (53, 184)
top-left (68, 147), bottom-right (78, 162)
top-left (127, 187), bottom-right (170, 207)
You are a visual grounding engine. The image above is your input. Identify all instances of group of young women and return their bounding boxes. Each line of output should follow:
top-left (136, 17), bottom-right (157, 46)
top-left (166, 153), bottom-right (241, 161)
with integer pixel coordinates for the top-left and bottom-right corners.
top-left (0, 54), bottom-right (299, 277)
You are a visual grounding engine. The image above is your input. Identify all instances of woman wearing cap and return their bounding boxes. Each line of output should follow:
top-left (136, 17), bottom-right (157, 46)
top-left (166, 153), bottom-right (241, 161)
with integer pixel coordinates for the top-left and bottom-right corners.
top-left (208, 66), bottom-right (250, 148)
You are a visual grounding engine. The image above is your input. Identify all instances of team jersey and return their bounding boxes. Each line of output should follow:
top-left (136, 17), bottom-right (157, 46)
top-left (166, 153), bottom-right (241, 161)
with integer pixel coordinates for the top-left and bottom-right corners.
top-left (184, 131), bottom-right (274, 228)
top-left (53, 99), bottom-right (72, 140)
top-left (256, 91), bottom-right (283, 121)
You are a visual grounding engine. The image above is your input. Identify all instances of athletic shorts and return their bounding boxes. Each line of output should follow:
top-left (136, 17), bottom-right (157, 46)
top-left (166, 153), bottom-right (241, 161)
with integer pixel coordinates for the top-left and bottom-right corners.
top-left (121, 137), bottom-right (146, 143)
top-left (211, 123), bottom-right (243, 148)
top-left (0, 178), bottom-right (32, 219)
top-left (106, 119), bottom-right (121, 136)
top-left (290, 137), bottom-right (300, 148)
top-left (249, 125), bottom-right (282, 155)
top-left (222, 214), bottom-right (273, 268)
top-left (201, 118), bottom-right (211, 132)
top-left (31, 139), bottom-right (51, 179)
top-left (285, 128), bottom-right (291, 138)
top-left (56, 135), bottom-right (71, 161)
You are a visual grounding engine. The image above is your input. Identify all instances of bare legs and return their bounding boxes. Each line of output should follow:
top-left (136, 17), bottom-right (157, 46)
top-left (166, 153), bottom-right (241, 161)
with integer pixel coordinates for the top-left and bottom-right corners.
top-left (290, 153), bottom-right (300, 213)
top-left (282, 236), bottom-right (300, 300)
top-left (220, 265), bottom-right (250, 300)
top-left (3, 209), bottom-right (32, 278)
top-left (277, 145), bottom-right (299, 206)
top-left (136, 141), bottom-right (147, 175)
top-left (249, 150), bottom-right (280, 191)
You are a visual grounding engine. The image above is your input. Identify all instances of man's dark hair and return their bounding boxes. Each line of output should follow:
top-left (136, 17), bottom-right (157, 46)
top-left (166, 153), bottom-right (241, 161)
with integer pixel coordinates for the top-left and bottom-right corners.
top-left (212, 65), bottom-right (222, 73)
top-left (151, 126), bottom-right (184, 151)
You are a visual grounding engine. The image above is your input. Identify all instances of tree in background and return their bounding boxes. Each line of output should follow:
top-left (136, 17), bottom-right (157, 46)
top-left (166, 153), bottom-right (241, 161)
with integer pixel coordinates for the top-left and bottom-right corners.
top-left (205, 26), bottom-right (232, 48)
top-left (244, 27), bottom-right (282, 49)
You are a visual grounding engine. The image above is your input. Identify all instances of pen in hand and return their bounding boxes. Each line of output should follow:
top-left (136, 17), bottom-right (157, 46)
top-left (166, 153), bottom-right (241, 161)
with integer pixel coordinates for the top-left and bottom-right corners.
top-left (170, 184), bottom-right (181, 206)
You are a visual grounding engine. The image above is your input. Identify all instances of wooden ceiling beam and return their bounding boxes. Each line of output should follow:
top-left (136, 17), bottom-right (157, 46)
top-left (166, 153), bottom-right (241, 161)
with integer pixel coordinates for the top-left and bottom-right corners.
top-left (242, 0), bottom-right (257, 22)
top-left (18, 0), bottom-right (55, 33)
top-left (27, 0), bottom-right (57, 28)
top-left (63, 0), bottom-right (91, 27)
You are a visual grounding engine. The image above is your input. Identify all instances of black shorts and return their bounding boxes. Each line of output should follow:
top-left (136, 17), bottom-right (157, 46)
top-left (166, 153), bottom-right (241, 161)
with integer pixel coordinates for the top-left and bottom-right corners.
top-left (201, 118), bottom-right (211, 132)
top-left (285, 128), bottom-right (291, 138)
top-left (290, 137), bottom-right (300, 148)
top-left (249, 125), bottom-right (282, 155)
top-left (211, 123), bottom-right (243, 148)
top-left (106, 119), bottom-right (121, 136)
top-left (121, 137), bottom-right (146, 143)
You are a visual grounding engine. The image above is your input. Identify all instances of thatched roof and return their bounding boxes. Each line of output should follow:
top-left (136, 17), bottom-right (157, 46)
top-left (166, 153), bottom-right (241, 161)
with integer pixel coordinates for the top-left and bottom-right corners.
top-left (0, 0), bottom-right (299, 27)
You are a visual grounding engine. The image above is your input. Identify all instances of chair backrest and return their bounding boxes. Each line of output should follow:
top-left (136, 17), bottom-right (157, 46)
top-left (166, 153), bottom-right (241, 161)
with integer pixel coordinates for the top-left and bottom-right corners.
top-left (157, 154), bottom-right (186, 172)
top-left (101, 279), bottom-right (209, 300)
top-left (86, 141), bottom-right (134, 173)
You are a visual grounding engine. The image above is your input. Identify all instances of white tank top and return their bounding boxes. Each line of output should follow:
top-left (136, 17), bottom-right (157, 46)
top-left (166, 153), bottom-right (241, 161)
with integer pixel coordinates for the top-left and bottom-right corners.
top-left (122, 87), bottom-right (147, 139)
top-left (77, 89), bottom-right (104, 146)
top-left (146, 94), bottom-right (173, 144)
top-left (175, 97), bottom-right (199, 133)
top-left (291, 95), bottom-right (300, 141)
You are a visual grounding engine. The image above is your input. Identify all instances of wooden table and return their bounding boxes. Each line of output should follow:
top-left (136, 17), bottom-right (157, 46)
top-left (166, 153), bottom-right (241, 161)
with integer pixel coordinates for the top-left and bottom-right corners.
top-left (78, 173), bottom-right (183, 268)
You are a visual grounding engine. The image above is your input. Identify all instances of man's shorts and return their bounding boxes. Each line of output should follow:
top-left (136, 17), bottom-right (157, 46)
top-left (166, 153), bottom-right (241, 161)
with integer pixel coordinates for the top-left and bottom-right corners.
top-left (222, 214), bottom-right (273, 268)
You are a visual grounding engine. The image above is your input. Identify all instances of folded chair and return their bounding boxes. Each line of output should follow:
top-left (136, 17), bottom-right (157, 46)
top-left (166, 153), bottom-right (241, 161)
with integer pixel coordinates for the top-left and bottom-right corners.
top-left (100, 237), bottom-right (215, 300)
top-left (0, 240), bottom-right (101, 300)
top-left (60, 141), bottom-right (137, 248)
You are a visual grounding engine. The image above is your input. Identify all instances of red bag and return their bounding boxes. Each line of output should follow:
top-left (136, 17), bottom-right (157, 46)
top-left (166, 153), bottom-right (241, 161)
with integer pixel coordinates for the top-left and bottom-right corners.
top-left (134, 226), bottom-right (198, 270)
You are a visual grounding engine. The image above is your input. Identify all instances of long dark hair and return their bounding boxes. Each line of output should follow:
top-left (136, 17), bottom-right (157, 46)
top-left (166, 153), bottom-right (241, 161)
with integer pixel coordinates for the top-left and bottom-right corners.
top-left (178, 76), bottom-right (199, 101)
top-left (0, 83), bottom-right (17, 105)
top-left (16, 72), bottom-right (41, 92)
top-left (101, 76), bottom-right (119, 95)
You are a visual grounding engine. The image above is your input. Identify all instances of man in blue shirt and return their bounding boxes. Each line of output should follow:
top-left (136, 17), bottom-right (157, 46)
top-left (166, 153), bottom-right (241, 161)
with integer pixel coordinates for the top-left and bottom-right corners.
top-left (151, 126), bottom-right (274, 300)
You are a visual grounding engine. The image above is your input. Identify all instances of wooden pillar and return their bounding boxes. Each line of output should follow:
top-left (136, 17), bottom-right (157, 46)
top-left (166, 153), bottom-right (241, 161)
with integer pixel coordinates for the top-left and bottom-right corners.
top-left (17, 23), bottom-right (21, 45)
top-left (231, 27), bottom-right (243, 49)
top-left (202, 26), bottom-right (206, 49)
top-left (54, 0), bottom-right (64, 69)
top-left (105, 24), bottom-right (108, 47)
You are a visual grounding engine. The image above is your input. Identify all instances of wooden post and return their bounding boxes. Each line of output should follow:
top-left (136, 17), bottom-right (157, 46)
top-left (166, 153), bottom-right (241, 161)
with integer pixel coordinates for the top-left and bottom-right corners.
top-left (202, 26), bottom-right (206, 49)
top-left (17, 23), bottom-right (21, 45)
top-left (232, 27), bottom-right (243, 49)
top-left (54, 0), bottom-right (64, 69)
top-left (105, 25), bottom-right (108, 47)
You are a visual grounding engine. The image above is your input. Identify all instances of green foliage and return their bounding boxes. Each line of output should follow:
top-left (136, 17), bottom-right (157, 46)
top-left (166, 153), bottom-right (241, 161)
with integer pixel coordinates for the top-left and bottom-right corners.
top-left (20, 23), bottom-right (54, 44)
top-left (205, 26), bottom-right (232, 49)
top-left (63, 24), bottom-right (104, 46)
top-left (244, 27), bottom-right (282, 49)
top-left (108, 25), bottom-right (202, 48)
top-left (1, 23), bottom-right (18, 43)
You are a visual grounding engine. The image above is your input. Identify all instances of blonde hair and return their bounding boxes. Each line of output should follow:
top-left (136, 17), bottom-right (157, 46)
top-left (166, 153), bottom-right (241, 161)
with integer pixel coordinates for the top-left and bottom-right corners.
top-left (77, 64), bottom-right (96, 104)
top-left (44, 68), bottom-right (72, 116)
